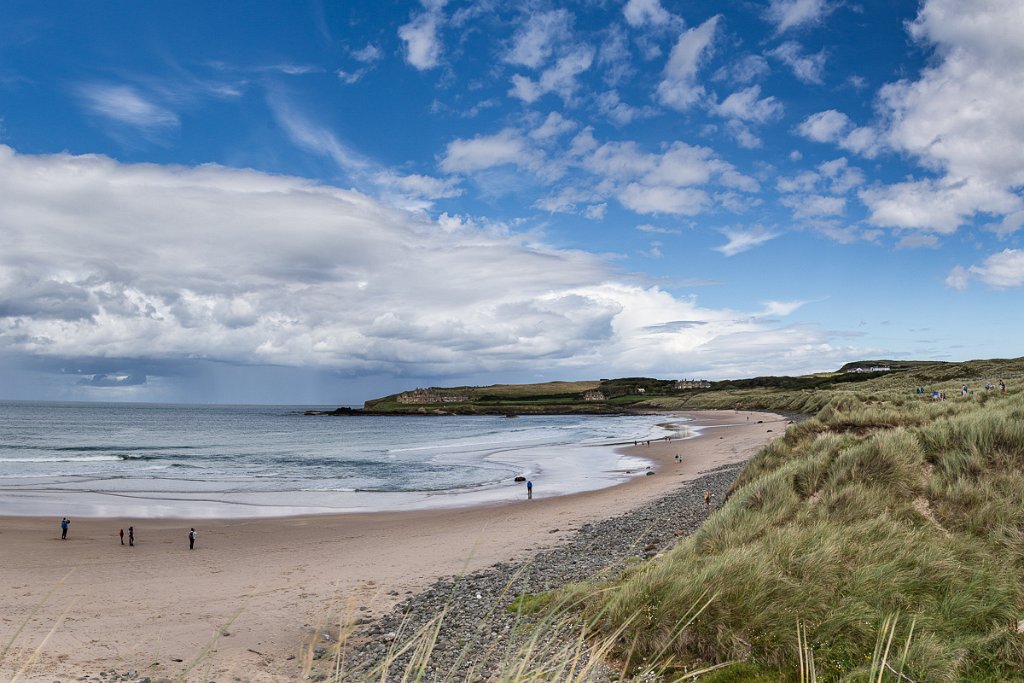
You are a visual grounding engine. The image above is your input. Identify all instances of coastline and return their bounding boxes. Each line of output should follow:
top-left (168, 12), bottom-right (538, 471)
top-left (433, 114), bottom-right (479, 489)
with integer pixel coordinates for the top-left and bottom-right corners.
top-left (0, 410), bottom-right (786, 682)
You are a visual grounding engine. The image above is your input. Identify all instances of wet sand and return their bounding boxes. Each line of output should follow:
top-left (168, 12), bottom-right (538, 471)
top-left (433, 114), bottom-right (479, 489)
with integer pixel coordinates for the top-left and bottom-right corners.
top-left (0, 410), bottom-right (787, 682)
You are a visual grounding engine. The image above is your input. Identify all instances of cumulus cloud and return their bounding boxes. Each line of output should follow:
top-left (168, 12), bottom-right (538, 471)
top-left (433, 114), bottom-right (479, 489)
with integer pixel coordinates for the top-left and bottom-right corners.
top-left (797, 110), bottom-right (880, 157)
top-left (0, 146), bottom-right (849, 380)
top-left (510, 45), bottom-right (596, 105)
top-left (440, 128), bottom-right (543, 174)
top-left (712, 55), bottom-right (771, 84)
top-left (398, 1), bottom-right (447, 70)
top-left (656, 16), bottom-right (720, 111)
top-left (766, 0), bottom-right (835, 33)
top-left (860, 177), bottom-right (1019, 234)
top-left (948, 249), bottom-right (1024, 290)
top-left (862, 0), bottom-right (1024, 234)
top-left (596, 90), bottom-right (656, 126)
top-left (714, 85), bottom-right (783, 123)
top-left (505, 9), bottom-right (572, 68)
top-left (622, 0), bottom-right (680, 29)
top-left (770, 41), bottom-right (826, 83)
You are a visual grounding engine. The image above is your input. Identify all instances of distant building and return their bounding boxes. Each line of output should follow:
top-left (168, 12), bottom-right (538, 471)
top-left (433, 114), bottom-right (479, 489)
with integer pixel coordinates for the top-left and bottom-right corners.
top-left (582, 390), bottom-right (606, 401)
top-left (675, 379), bottom-right (711, 389)
top-left (848, 366), bottom-right (891, 373)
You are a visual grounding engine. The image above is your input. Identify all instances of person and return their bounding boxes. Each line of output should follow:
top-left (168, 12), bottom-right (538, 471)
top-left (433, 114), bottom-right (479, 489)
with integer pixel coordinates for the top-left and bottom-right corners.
top-left (119, 528), bottom-right (124, 545)
top-left (60, 517), bottom-right (69, 540)
top-left (189, 527), bottom-right (197, 550)
top-left (703, 490), bottom-right (712, 515)
top-left (526, 480), bottom-right (533, 500)
top-left (128, 526), bottom-right (134, 547)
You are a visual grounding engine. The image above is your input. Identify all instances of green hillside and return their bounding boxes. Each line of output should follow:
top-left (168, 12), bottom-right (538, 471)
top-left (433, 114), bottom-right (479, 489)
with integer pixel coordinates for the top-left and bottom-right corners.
top-left (524, 356), bottom-right (1024, 681)
top-left (353, 358), bottom-right (1024, 416)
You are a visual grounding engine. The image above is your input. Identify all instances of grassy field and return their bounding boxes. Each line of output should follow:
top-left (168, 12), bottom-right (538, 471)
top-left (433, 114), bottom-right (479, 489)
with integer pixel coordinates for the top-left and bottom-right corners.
top-left (544, 359), bottom-right (1024, 681)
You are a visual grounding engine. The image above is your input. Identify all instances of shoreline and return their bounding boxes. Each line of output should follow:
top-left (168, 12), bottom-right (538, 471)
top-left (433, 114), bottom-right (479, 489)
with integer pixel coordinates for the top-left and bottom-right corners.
top-left (0, 413), bottom-right (685, 520)
top-left (0, 410), bottom-right (787, 682)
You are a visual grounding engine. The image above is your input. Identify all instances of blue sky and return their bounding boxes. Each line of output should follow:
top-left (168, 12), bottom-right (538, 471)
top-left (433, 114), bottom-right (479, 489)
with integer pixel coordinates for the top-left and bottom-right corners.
top-left (1, 0), bottom-right (1022, 404)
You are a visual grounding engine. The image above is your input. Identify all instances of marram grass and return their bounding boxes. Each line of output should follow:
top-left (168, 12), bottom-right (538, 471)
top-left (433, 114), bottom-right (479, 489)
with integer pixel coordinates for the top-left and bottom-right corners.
top-left (576, 375), bottom-right (1024, 681)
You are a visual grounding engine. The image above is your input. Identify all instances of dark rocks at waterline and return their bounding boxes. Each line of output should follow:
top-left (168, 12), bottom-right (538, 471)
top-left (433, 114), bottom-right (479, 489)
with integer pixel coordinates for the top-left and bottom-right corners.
top-left (337, 463), bottom-right (746, 681)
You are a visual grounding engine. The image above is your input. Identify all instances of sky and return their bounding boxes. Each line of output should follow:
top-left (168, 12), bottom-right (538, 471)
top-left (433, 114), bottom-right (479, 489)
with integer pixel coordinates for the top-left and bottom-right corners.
top-left (1, 0), bottom-right (1022, 405)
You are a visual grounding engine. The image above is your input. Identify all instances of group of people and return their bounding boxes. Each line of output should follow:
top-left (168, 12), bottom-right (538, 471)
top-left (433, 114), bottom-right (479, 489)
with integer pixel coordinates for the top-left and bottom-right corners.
top-left (917, 380), bottom-right (1008, 401)
top-left (59, 518), bottom-right (198, 549)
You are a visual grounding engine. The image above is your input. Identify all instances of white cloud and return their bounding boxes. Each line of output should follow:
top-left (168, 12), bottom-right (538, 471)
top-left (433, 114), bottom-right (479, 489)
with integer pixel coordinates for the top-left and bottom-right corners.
top-left (373, 171), bottom-right (463, 203)
top-left (766, 0), bottom-right (835, 33)
top-left (529, 112), bottom-right (576, 141)
top-left (619, 184), bottom-right (709, 215)
top-left (797, 110), bottom-right (880, 157)
top-left (945, 265), bottom-right (970, 290)
top-left (505, 9), bottom-right (573, 69)
top-left (860, 177), bottom-right (1019, 234)
top-left (865, 0), bottom-right (1024, 234)
top-left (509, 45), bottom-right (595, 105)
top-left (398, 2), bottom-right (447, 70)
top-left (623, 0), bottom-right (679, 29)
top-left (597, 24), bottom-right (633, 86)
top-left (895, 233), bottom-right (940, 249)
top-left (715, 226), bottom-right (779, 256)
top-left (77, 84), bottom-right (179, 131)
top-left (797, 109), bottom-right (850, 142)
top-left (949, 249), bottom-right (1024, 289)
top-left (352, 44), bottom-right (383, 63)
top-left (714, 85), bottom-right (783, 123)
top-left (440, 128), bottom-right (542, 174)
top-left (780, 193), bottom-right (845, 219)
top-left (726, 120), bottom-right (762, 149)
top-left (596, 90), bottom-right (656, 126)
top-left (0, 145), bottom-right (849, 380)
top-left (268, 96), bottom-right (370, 175)
top-left (656, 16), bottom-right (720, 111)
top-left (713, 55), bottom-right (771, 84)
top-left (636, 224), bottom-right (681, 235)
top-left (770, 42), bottom-right (826, 84)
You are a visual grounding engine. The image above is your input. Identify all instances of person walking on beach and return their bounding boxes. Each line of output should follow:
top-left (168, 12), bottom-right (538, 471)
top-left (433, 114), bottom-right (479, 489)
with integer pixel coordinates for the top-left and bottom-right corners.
top-left (119, 528), bottom-right (124, 545)
top-left (189, 527), bottom-right (197, 550)
top-left (526, 480), bottom-right (533, 500)
top-left (128, 526), bottom-right (134, 547)
top-left (60, 517), bottom-right (69, 540)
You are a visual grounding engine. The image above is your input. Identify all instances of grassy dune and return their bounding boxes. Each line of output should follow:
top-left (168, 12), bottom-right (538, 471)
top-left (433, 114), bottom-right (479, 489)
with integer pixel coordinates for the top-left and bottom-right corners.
top-left (565, 362), bottom-right (1024, 681)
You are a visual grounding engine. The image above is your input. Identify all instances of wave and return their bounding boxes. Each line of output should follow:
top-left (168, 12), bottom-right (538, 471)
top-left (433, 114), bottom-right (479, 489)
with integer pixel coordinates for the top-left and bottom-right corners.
top-left (0, 453), bottom-right (162, 463)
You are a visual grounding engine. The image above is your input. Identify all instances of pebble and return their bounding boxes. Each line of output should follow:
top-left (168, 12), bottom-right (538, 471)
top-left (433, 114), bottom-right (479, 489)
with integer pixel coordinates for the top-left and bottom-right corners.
top-left (338, 463), bottom-right (746, 681)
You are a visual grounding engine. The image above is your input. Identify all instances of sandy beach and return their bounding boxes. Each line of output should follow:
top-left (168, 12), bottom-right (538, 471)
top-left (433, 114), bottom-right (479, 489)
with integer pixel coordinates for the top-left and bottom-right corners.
top-left (0, 410), bottom-right (786, 682)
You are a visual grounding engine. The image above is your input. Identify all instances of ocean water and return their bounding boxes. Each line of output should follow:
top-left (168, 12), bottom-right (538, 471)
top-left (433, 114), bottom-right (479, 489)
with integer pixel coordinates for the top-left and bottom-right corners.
top-left (0, 401), bottom-right (693, 518)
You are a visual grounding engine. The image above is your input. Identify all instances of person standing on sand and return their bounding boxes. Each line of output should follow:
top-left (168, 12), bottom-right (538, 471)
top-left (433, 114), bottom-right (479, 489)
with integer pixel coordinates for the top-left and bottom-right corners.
top-left (526, 480), bottom-right (533, 500)
top-left (128, 525), bottom-right (134, 547)
top-left (189, 527), bottom-right (197, 550)
top-left (119, 528), bottom-right (124, 545)
top-left (60, 517), bottom-right (69, 540)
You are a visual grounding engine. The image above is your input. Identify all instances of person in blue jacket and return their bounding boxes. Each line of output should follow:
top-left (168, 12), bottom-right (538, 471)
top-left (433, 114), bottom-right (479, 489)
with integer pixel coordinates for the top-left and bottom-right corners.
top-left (526, 480), bottom-right (533, 500)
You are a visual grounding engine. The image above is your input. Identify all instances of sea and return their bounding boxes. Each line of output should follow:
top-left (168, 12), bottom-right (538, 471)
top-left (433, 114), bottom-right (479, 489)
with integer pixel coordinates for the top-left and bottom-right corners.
top-left (0, 401), bottom-right (695, 518)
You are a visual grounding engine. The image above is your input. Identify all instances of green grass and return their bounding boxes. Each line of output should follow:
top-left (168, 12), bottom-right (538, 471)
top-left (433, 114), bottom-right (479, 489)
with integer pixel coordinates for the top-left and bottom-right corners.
top-left (567, 366), bottom-right (1024, 681)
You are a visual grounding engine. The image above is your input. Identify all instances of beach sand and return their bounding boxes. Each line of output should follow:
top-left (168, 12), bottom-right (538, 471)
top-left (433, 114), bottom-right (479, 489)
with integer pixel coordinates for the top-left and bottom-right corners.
top-left (0, 410), bottom-right (787, 682)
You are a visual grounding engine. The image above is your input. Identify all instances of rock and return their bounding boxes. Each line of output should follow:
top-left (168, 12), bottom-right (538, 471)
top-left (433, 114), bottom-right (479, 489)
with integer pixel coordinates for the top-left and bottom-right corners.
top-left (646, 471), bottom-right (655, 476)
top-left (513, 476), bottom-right (526, 482)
